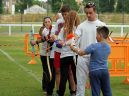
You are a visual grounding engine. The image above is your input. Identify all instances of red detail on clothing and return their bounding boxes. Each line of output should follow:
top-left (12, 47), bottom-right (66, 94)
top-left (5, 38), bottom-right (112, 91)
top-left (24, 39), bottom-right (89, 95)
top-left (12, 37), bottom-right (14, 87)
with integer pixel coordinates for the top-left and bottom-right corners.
top-left (66, 33), bottom-right (75, 40)
top-left (48, 25), bottom-right (52, 39)
top-left (55, 23), bottom-right (64, 35)
top-left (54, 51), bottom-right (61, 69)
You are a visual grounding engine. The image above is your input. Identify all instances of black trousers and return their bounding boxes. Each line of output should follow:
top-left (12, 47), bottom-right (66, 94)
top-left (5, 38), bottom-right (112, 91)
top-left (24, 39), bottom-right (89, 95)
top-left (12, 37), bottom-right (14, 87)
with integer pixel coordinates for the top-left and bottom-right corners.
top-left (59, 56), bottom-right (76, 96)
top-left (40, 56), bottom-right (55, 95)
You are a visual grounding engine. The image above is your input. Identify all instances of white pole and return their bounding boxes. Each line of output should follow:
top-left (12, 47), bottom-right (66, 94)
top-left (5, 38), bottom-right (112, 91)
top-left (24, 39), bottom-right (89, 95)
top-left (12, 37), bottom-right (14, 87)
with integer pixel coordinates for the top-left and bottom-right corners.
top-left (32, 25), bottom-right (35, 33)
top-left (9, 25), bottom-right (11, 36)
top-left (121, 25), bottom-right (124, 37)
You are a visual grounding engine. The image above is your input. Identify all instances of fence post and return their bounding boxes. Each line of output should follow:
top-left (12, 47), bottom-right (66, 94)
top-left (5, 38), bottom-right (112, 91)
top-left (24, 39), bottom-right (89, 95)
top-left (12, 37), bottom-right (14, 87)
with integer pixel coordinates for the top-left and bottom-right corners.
top-left (121, 25), bottom-right (124, 37)
top-left (32, 25), bottom-right (35, 33)
top-left (9, 25), bottom-right (11, 36)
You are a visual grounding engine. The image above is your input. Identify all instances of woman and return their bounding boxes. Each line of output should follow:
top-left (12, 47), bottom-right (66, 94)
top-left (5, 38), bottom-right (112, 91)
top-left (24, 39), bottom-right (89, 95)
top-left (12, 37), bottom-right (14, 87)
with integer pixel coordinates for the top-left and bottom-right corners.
top-left (32, 17), bottom-right (55, 96)
top-left (57, 10), bottom-right (80, 96)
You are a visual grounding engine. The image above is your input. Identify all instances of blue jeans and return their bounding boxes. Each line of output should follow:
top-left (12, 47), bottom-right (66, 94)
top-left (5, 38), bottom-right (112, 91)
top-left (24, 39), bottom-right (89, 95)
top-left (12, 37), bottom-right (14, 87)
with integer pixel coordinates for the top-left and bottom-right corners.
top-left (89, 69), bottom-right (112, 96)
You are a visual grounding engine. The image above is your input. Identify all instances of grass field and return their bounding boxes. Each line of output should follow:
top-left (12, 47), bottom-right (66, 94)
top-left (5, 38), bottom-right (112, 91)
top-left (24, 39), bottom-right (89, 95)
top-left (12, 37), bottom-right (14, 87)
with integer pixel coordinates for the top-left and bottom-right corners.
top-left (0, 34), bottom-right (129, 96)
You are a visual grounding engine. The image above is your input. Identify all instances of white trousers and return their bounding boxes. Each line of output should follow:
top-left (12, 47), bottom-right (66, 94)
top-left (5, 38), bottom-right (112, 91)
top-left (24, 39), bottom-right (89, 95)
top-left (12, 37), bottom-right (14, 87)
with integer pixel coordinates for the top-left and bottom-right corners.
top-left (76, 56), bottom-right (90, 96)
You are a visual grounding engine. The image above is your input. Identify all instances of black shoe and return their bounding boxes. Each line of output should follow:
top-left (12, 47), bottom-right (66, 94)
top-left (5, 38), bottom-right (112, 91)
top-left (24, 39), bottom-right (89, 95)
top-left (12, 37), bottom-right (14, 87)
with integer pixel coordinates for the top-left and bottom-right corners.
top-left (70, 93), bottom-right (76, 96)
top-left (70, 90), bottom-right (76, 96)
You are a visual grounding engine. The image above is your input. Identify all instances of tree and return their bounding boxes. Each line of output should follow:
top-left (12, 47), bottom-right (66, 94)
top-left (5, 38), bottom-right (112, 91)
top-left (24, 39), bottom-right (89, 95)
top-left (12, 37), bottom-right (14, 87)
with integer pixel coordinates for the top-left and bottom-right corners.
top-left (15, 0), bottom-right (34, 13)
top-left (124, 0), bottom-right (129, 13)
top-left (116, 0), bottom-right (129, 13)
top-left (63, 0), bottom-right (79, 11)
top-left (0, 0), bottom-right (3, 14)
top-left (109, 0), bottom-right (115, 12)
top-left (116, 0), bottom-right (123, 12)
top-left (99, 0), bottom-right (109, 12)
top-left (51, 0), bottom-right (62, 13)
top-left (51, 0), bottom-right (79, 13)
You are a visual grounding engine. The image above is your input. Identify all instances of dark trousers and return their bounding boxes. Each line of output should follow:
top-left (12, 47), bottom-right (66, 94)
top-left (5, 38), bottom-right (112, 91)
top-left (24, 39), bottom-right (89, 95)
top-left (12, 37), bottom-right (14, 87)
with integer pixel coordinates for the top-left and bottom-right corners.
top-left (40, 56), bottom-right (48, 90)
top-left (89, 69), bottom-right (112, 96)
top-left (68, 56), bottom-right (77, 94)
top-left (40, 56), bottom-right (55, 95)
top-left (72, 55), bottom-right (77, 84)
top-left (59, 56), bottom-right (76, 96)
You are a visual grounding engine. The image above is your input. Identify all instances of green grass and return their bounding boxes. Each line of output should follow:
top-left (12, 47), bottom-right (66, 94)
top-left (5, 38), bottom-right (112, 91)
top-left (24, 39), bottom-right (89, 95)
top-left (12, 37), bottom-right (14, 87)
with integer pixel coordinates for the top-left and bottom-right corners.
top-left (0, 35), bottom-right (129, 96)
top-left (0, 36), bottom-right (43, 96)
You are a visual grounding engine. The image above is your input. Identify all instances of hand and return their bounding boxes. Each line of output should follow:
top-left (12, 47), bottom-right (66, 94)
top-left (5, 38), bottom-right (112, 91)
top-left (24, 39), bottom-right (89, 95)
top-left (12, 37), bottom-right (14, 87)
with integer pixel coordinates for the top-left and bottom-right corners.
top-left (45, 36), bottom-right (49, 41)
top-left (30, 40), bottom-right (36, 46)
top-left (51, 35), bottom-right (57, 41)
top-left (58, 40), bottom-right (65, 46)
top-left (66, 38), bottom-right (76, 46)
top-left (70, 45), bottom-right (76, 52)
top-left (54, 40), bottom-right (62, 48)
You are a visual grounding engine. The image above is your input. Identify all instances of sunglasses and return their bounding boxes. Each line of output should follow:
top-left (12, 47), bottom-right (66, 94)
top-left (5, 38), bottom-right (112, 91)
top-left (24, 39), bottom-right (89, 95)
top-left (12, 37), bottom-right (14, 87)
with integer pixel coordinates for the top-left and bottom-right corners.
top-left (86, 2), bottom-right (96, 8)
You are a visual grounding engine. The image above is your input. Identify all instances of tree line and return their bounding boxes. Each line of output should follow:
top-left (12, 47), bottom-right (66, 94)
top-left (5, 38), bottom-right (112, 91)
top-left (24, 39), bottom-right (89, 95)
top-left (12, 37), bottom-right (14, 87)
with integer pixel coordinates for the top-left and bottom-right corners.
top-left (0, 0), bottom-right (129, 14)
top-left (83, 0), bottom-right (129, 13)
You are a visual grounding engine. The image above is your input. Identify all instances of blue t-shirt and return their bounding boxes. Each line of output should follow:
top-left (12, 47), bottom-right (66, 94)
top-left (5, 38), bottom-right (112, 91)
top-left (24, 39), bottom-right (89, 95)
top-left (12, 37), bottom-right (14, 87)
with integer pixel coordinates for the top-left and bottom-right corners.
top-left (85, 42), bottom-right (111, 72)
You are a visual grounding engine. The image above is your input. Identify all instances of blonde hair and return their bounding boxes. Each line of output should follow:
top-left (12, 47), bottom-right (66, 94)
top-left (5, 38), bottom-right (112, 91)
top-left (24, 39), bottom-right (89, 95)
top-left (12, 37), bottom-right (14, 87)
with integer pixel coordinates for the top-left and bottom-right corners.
top-left (64, 10), bottom-right (80, 36)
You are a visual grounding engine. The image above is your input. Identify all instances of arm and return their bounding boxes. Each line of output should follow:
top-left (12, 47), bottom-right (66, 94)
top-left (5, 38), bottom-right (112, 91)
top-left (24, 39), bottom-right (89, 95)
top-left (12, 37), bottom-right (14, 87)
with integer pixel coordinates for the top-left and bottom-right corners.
top-left (74, 25), bottom-right (82, 45)
top-left (30, 37), bottom-right (45, 46)
top-left (70, 45), bottom-right (86, 56)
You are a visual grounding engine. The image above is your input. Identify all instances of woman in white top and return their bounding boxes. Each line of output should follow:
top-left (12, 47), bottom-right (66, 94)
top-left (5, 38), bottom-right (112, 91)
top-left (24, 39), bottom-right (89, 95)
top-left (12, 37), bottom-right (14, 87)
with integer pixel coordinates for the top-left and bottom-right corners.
top-left (32, 17), bottom-right (55, 96)
top-left (57, 10), bottom-right (80, 96)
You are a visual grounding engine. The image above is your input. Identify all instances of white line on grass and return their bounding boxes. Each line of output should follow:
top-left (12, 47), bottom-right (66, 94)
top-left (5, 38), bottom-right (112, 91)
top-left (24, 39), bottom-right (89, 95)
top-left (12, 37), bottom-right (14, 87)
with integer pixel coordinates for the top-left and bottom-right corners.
top-left (0, 48), bottom-right (41, 84)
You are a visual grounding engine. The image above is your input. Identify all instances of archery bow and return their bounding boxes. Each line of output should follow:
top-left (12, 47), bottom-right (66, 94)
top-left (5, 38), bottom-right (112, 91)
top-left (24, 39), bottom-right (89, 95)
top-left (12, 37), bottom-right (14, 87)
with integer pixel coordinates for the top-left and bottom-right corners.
top-left (44, 1), bottom-right (63, 80)
top-left (30, 30), bottom-right (36, 55)
top-left (122, 32), bottom-right (129, 42)
top-left (46, 45), bottom-right (52, 81)
top-left (46, 26), bottom-right (53, 81)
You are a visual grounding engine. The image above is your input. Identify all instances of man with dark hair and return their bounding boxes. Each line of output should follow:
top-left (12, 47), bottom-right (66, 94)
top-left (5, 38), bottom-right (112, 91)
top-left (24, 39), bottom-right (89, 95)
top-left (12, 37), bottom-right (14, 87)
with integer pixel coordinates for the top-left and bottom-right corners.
top-left (74, 1), bottom-right (106, 96)
top-left (60, 4), bottom-right (71, 20)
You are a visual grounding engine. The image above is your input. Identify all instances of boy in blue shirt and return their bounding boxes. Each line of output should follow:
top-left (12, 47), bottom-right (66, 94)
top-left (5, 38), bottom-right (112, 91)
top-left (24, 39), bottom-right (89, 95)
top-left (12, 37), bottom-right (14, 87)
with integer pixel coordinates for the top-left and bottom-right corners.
top-left (70, 26), bottom-right (112, 96)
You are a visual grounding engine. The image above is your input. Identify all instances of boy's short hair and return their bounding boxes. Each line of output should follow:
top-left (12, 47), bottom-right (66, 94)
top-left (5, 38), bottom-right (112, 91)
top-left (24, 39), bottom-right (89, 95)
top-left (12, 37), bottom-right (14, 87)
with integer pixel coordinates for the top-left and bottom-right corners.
top-left (60, 4), bottom-right (71, 13)
top-left (97, 26), bottom-right (109, 39)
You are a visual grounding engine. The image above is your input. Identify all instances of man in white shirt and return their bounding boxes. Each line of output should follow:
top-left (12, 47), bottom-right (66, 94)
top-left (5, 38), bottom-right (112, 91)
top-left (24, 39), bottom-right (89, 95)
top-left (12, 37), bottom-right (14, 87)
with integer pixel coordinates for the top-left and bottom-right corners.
top-left (75, 2), bottom-right (106, 96)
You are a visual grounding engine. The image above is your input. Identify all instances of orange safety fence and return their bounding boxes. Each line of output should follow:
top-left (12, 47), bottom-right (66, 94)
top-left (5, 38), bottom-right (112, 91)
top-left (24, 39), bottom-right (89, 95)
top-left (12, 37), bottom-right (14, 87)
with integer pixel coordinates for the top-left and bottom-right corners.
top-left (110, 37), bottom-right (129, 42)
top-left (24, 33), bottom-right (40, 64)
top-left (24, 33), bottom-right (129, 83)
top-left (108, 38), bottom-right (129, 84)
